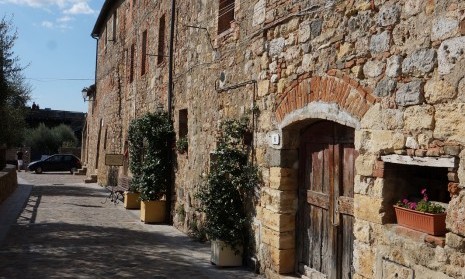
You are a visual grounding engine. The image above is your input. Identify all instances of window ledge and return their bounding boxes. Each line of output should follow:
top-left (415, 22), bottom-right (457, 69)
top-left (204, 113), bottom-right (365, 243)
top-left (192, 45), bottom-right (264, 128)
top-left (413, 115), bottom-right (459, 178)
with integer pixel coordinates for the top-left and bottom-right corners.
top-left (381, 154), bottom-right (456, 168)
top-left (217, 27), bottom-right (233, 39)
top-left (386, 224), bottom-right (446, 247)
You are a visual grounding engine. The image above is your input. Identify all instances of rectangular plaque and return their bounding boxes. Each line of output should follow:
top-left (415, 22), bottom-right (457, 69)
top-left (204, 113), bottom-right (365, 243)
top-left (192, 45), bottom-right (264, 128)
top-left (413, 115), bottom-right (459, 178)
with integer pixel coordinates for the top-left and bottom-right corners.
top-left (105, 154), bottom-right (124, 166)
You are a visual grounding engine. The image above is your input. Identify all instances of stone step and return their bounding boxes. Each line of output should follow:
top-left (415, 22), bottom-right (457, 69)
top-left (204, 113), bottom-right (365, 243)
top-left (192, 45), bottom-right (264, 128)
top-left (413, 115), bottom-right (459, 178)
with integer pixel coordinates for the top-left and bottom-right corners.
top-left (84, 174), bottom-right (97, 183)
top-left (74, 166), bottom-right (87, 176)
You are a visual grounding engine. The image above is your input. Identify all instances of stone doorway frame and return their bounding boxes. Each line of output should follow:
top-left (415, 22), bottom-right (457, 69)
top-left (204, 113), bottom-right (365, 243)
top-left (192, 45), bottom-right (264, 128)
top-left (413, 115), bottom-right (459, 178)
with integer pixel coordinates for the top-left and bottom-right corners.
top-left (262, 71), bottom-right (374, 276)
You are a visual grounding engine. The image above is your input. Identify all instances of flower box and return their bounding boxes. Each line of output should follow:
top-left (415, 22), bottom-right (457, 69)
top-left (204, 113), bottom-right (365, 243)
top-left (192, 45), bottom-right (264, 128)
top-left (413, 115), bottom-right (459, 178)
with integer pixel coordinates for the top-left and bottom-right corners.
top-left (394, 205), bottom-right (447, 236)
top-left (140, 200), bottom-right (166, 223)
top-left (124, 191), bottom-right (140, 209)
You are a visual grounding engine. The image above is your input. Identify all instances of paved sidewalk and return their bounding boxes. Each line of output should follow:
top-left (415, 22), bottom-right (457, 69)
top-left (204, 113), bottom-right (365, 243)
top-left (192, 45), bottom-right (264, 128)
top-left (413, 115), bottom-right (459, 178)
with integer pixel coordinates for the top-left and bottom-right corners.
top-left (0, 172), bottom-right (263, 279)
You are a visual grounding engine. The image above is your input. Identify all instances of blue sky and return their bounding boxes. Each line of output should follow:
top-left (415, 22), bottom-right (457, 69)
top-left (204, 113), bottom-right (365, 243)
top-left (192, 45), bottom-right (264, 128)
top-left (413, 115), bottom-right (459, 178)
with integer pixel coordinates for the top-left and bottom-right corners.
top-left (0, 0), bottom-right (102, 113)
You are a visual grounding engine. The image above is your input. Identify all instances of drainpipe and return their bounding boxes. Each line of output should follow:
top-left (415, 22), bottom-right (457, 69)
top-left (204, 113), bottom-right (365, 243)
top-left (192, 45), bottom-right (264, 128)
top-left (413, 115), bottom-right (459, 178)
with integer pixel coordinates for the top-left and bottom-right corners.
top-left (168, 0), bottom-right (175, 118)
top-left (166, 0), bottom-right (176, 224)
top-left (89, 35), bottom-right (99, 168)
top-left (91, 35), bottom-right (99, 96)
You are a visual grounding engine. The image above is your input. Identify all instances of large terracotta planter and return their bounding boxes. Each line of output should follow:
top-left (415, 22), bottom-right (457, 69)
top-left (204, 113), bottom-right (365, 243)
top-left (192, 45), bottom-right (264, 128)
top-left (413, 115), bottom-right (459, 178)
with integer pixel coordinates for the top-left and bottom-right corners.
top-left (394, 205), bottom-right (447, 236)
top-left (140, 200), bottom-right (166, 223)
top-left (211, 240), bottom-right (243, 267)
top-left (124, 191), bottom-right (140, 209)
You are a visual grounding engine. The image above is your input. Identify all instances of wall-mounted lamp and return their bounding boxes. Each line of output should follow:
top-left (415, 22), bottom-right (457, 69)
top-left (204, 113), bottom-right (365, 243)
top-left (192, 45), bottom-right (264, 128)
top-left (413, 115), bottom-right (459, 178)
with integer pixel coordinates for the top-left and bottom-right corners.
top-left (81, 84), bottom-right (96, 102)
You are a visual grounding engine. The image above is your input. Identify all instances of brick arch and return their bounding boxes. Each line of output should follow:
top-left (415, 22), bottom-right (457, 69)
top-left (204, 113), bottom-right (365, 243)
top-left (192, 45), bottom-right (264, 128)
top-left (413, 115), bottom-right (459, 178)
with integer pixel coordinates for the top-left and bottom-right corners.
top-left (274, 71), bottom-right (377, 126)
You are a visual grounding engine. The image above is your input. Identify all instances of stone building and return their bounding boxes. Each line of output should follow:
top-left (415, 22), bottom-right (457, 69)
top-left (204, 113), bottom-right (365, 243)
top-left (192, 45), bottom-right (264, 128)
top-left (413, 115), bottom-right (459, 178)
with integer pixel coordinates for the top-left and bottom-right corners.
top-left (84, 0), bottom-right (465, 278)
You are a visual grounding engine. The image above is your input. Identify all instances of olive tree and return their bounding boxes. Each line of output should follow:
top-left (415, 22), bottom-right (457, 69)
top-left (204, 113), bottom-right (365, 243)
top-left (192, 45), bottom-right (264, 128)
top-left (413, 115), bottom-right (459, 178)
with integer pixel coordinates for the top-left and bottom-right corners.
top-left (0, 15), bottom-right (30, 147)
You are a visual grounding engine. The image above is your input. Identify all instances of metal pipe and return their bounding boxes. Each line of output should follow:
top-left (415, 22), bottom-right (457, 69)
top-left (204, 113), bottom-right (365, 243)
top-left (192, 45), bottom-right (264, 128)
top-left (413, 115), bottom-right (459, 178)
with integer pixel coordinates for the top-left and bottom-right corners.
top-left (168, 0), bottom-right (175, 119)
top-left (166, 0), bottom-right (176, 225)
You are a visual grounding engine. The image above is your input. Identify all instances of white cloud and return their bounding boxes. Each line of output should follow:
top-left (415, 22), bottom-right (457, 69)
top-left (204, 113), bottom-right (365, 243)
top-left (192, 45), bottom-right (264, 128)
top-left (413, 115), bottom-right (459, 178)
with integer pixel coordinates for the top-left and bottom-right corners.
top-left (3, 0), bottom-right (67, 8)
top-left (63, 2), bottom-right (94, 15)
top-left (57, 15), bottom-right (73, 22)
top-left (41, 20), bottom-right (54, 28)
top-left (3, 0), bottom-right (95, 30)
top-left (2, 0), bottom-right (95, 14)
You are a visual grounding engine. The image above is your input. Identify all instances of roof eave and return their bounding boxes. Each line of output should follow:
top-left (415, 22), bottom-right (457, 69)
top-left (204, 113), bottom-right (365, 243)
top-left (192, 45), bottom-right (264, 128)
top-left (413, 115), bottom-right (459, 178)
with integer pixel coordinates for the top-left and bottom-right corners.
top-left (91, 0), bottom-right (114, 39)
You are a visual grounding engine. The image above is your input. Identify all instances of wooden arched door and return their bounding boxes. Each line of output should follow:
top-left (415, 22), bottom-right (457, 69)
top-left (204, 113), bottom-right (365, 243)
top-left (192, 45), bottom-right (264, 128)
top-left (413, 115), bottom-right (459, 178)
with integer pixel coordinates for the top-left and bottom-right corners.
top-left (297, 120), bottom-right (356, 279)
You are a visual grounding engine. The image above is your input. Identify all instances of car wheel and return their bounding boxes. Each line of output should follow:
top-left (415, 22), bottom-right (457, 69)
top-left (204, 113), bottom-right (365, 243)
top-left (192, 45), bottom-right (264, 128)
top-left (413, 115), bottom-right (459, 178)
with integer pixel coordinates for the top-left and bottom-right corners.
top-left (70, 167), bottom-right (77, 174)
top-left (35, 167), bottom-right (43, 174)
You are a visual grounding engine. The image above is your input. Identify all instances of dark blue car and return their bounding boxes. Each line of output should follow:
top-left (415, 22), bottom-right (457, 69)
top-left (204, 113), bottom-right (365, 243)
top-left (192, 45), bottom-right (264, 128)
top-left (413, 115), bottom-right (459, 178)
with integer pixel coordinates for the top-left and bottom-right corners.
top-left (27, 154), bottom-right (82, 174)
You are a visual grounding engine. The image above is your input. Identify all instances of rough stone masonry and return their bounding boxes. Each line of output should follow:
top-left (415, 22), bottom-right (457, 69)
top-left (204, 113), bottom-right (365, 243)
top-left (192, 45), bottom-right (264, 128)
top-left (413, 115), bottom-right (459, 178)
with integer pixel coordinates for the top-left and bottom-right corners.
top-left (84, 1), bottom-right (465, 278)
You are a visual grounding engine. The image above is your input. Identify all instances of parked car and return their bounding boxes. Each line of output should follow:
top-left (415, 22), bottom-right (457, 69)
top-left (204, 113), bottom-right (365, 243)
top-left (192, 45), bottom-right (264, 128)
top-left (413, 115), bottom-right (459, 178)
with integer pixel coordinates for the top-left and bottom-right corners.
top-left (27, 154), bottom-right (82, 174)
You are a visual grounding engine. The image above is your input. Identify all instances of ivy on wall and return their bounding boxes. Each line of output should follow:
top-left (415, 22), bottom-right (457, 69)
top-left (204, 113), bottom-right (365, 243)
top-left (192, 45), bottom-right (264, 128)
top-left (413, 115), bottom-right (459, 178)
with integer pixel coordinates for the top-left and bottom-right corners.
top-left (197, 117), bottom-right (260, 250)
top-left (128, 111), bottom-right (174, 201)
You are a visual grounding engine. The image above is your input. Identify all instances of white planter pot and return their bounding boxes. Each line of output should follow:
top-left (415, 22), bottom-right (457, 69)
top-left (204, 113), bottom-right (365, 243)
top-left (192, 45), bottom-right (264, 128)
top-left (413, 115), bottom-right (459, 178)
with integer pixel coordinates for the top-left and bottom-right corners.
top-left (211, 240), bottom-right (243, 267)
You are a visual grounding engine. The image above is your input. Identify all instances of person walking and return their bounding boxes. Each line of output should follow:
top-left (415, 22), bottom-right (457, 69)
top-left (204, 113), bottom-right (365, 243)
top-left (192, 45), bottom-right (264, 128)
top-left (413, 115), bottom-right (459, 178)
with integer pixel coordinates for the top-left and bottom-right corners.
top-left (16, 149), bottom-right (23, 171)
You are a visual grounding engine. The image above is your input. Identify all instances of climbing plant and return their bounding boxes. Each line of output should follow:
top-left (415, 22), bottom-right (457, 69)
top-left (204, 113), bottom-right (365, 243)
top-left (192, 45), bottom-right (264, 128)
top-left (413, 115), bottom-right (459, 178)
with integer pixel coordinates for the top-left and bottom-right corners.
top-left (128, 111), bottom-right (174, 200)
top-left (197, 116), bottom-right (259, 250)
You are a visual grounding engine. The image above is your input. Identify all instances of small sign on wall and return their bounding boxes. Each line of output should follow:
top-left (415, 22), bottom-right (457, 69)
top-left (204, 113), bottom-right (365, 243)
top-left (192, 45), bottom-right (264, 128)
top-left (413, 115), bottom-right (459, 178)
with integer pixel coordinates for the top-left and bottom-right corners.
top-left (105, 154), bottom-right (124, 166)
top-left (271, 133), bottom-right (280, 145)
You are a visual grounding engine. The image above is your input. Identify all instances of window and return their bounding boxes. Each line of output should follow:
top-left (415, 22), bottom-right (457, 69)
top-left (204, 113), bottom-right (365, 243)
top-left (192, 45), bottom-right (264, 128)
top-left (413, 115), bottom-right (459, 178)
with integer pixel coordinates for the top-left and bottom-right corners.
top-left (124, 48), bottom-right (128, 83)
top-left (178, 109), bottom-right (188, 153)
top-left (112, 10), bottom-right (117, 42)
top-left (104, 127), bottom-right (108, 150)
top-left (157, 15), bottom-right (166, 64)
top-left (141, 30), bottom-right (147, 75)
top-left (130, 43), bottom-right (135, 83)
top-left (217, 0), bottom-right (235, 34)
top-left (104, 26), bottom-right (107, 49)
top-left (47, 155), bottom-right (62, 162)
top-left (179, 109), bottom-right (188, 138)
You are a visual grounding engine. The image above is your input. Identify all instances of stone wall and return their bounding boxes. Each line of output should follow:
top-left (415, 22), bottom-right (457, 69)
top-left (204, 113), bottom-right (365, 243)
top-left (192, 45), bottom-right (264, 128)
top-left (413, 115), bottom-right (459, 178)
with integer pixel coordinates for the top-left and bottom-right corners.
top-left (85, 0), bottom-right (169, 185)
top-left (0, 165), bottom-right (18, 204)
top-left (86, 0), bottom-right (465, 278)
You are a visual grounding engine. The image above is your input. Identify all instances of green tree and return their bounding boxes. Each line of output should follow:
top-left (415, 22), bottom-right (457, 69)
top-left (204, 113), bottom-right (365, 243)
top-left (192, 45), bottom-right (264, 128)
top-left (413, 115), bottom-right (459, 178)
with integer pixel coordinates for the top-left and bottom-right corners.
top-left (51, 124), bottom-right (78, 148)
top-left (197, 117), bottom-right (259, 250)
top-left (0, 15), bottom-right (30, 147)
top-left (23, 123), bottom-right (77, 155)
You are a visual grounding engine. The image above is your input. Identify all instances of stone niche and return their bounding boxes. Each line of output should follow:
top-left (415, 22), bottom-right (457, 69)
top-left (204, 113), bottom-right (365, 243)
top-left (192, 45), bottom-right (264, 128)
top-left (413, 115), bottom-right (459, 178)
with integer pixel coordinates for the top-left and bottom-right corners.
top-left (371, 154), bottom-right (460, 279)
top-left (380, 154), bottom-right (455, 223)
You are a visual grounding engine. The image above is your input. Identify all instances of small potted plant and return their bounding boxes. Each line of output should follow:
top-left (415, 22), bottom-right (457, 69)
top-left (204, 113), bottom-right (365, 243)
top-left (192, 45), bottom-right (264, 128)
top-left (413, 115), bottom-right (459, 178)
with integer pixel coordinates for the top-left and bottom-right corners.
top-left (176, 136), bottom-right (188, 154)
top-left (128, 111), bottom-right (173, 223)
top-left (394, 189), bottom-right (447, 236)
top-left (197, 117), bottom-right (259, 266)
top-left (123, 177), bottom-right (139, 209)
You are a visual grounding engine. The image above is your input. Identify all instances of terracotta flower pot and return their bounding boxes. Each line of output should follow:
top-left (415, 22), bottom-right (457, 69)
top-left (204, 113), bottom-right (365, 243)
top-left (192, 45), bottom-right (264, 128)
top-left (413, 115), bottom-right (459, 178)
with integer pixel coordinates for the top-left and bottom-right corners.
top-left (394, 205), bottom-right (447, 236)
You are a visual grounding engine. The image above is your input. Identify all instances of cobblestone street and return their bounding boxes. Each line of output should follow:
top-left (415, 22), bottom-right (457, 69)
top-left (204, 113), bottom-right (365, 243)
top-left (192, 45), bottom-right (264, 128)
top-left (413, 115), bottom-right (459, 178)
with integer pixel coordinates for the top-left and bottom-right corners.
top-left (0, 172), bottom-right (263, 279)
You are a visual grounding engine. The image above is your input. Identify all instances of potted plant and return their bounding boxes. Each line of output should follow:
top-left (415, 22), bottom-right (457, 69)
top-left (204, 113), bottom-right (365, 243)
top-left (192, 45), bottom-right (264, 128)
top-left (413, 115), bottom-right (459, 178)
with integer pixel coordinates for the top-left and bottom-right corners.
top-left (128, 111), bottom-right (173, 223)
top-left (176, 136), bottom-right (188, 154)
top-left (197, 117), bottom-right (259, 266)
top-left (122, 177), bottom-right (139, 209)
top-left (394, 189), bottom-right (447, 236)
